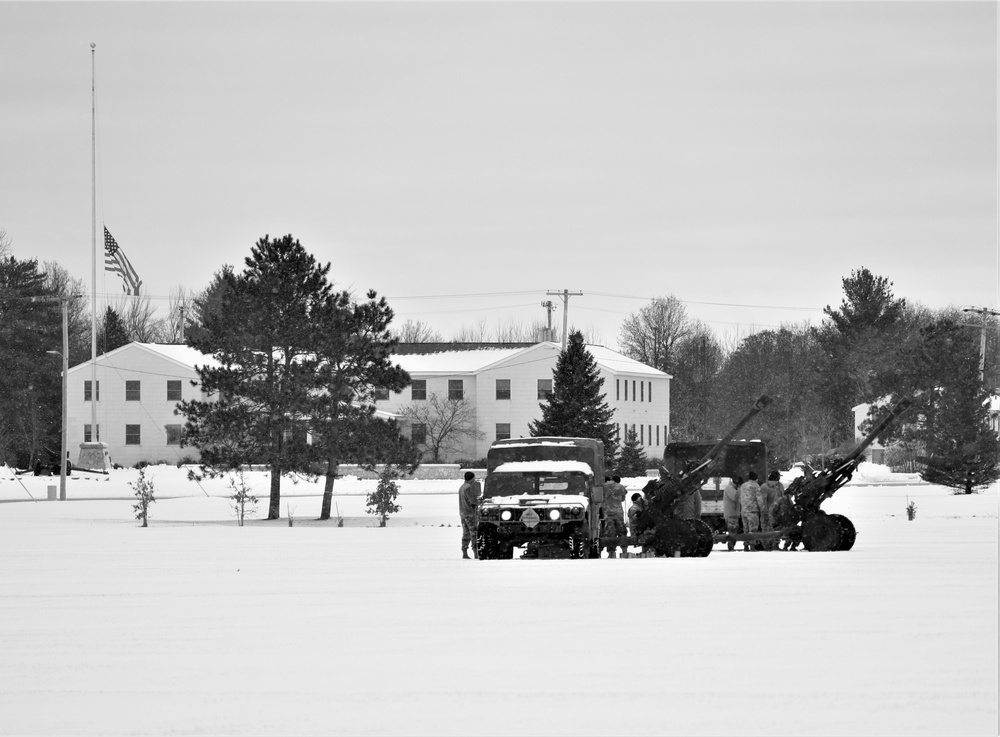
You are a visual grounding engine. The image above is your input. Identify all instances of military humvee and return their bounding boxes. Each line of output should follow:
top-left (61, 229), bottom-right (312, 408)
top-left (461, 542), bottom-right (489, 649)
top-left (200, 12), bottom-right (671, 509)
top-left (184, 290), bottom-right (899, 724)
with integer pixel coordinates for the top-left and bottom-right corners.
top-left (476, 437), bottom-right (605, 559)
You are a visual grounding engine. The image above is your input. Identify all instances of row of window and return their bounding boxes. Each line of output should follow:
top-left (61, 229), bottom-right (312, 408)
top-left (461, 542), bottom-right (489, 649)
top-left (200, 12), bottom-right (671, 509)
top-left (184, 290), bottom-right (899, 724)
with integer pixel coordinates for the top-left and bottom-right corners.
top-left (84, 424), bottom-right (183, 446)
top-left (619, 423), bottom-right (667, 447)
top-left (378, 378), bottom-right (555, 402)
top-left (617, 379), bottom-right (653, 403)
top-left (84, 380), bottom-right (184, 402)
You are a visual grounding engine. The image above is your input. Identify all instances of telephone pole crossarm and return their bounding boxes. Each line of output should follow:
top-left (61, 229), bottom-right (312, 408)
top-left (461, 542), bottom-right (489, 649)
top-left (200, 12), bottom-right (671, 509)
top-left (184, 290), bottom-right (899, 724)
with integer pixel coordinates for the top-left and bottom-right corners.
top-left (546, 289), bottom-right (583, 351)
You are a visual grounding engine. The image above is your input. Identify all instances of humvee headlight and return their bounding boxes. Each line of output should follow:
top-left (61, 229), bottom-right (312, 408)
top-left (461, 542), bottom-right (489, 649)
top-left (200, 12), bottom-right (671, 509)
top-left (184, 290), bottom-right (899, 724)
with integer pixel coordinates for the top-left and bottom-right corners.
top-left (548, 509), bottom-right (561, 521)
top-left (571, 507), bottom-right (582, 517)
top-left (500, 510), bottom-right (513, 521)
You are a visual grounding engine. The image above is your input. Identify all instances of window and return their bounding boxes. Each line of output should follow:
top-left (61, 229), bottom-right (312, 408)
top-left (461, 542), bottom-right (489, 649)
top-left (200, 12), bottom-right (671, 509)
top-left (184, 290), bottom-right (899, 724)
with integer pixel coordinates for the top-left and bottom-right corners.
top-left (632, 380), bottom-right (636, 402)
top-left (125, 424), bottom-right (141, 445)
top-left (167, 380), bottom-right (182, 402)
top-left (84, 424), bottom-right (100, 443)
top-left (165, 424), bottom-right (182, 446)
top-left (649, 382), bottom-right (653, 403)
top-left (537, 379), bottom-right (553, 400)
top-left (496, 423), bottom-right (511, 441)
top-left (624, 380), bottom-right (628, 401)
top-left (648, 425), bottom-right (652, 446)
top-left (656, 425), bottom-right (660, 446)
top-left (616, 379), bottom-right (620, 401)
top-left (448, 379), bottom-right (464, 401)
top-left (641, 382), bottom-right (644, 402)
top-left (126, 381), bottom-right (141, 401)
top-left (373, 387), bottom-right (390, 401)
top-left (411, 380), bottom-right (427, 401)
top-left (495, 379), bottom-right (511, 401)
top-left (641, 424), bottom-right (644, 445)
top-left (84, 380), bottom-right (99, 402)
top-left (411, 423), bottom-right (426, 445)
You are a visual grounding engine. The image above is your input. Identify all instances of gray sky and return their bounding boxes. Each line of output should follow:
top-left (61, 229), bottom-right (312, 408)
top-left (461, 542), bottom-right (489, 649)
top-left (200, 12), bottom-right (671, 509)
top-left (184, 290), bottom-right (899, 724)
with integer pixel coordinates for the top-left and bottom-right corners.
top-left (2, 1), bottom-right (996, 347)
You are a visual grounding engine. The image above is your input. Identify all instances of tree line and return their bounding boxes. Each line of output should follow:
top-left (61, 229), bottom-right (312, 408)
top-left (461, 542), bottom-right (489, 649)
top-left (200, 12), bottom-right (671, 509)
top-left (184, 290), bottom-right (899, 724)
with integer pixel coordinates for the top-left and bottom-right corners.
top-left (616, 268), bottom-right (1000, 492)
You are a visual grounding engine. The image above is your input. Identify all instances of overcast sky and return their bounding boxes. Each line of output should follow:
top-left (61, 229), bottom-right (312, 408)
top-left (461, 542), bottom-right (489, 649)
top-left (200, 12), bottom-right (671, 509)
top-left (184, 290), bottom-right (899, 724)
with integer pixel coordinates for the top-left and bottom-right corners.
top-left (2, 1), bottom-right (996, 347)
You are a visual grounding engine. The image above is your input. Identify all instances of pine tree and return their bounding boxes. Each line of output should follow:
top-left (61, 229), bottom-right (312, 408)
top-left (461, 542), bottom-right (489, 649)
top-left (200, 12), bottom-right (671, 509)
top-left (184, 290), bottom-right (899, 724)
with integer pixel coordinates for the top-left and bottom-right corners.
top-left (366, 466), bottom-right (401, 527)
top-left (99, 307), bottom-right (130, 354)
top-left (179, 234), bottom-right (334, 520)
top-left (616, 426), bottom-right (648, 477)
top-left (530, 330), bottom-right (617, 467)
top-left (879, 319), bottom-right (1000, 494)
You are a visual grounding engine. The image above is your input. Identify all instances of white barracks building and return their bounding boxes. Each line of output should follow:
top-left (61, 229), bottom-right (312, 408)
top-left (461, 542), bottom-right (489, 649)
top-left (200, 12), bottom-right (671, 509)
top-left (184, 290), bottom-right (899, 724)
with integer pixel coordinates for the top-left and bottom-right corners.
top-left (66, 341), bottom-right (670, 467)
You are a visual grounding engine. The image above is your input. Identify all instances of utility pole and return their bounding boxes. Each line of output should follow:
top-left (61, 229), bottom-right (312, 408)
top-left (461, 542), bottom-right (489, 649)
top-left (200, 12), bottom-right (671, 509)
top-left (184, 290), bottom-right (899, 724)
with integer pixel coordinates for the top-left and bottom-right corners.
top-left (546, 289), bottom-right (583, 351)
top-left (962, 307), bottom-right (1000, 384)
top-left (540, 300), bottom-right (556, 342)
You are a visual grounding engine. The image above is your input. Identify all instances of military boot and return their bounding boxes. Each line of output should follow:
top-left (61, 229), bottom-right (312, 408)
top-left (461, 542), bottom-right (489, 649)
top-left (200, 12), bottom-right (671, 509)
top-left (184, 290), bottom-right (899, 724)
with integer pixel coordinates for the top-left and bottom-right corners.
top-left (608, 549), bottom-right (617, 559)
top-left (462, 548), bottom-right (470, 559)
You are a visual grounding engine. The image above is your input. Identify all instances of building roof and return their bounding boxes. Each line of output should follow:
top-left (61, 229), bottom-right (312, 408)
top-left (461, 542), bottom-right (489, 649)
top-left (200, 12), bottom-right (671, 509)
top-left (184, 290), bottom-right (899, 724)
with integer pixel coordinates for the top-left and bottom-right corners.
top-left (68, 342), bottom-right (218, 374)
top-left (68, 341), bottom-right (669, 378)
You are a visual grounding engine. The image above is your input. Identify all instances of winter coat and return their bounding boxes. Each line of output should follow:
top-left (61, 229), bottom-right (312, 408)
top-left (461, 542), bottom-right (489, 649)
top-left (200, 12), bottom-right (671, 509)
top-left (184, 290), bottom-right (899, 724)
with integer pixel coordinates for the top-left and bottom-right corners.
top-left (771, 495), bottom-right (796, 528)
top-left (459, 479), bottom-right (482, 517)
top-left (739, 480), bottom-right (761, 513)
top-left (722, 481), bottom-right (741, 518)
top-left (760, 480), bottom-right (784, 512)
top-left (603, 481), bottom-right (628, 520)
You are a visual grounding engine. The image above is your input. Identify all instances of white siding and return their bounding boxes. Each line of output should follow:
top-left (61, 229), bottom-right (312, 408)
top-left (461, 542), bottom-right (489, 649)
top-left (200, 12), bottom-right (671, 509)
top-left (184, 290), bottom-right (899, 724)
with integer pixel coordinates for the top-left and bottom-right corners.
top-left (67, 344), bottom-right (207, 468)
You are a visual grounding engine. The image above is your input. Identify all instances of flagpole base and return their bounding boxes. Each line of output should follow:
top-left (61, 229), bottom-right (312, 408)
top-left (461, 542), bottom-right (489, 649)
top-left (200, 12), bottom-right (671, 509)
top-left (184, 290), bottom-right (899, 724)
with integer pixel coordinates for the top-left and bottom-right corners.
top-left (77, 442), bottom-right (110, 472)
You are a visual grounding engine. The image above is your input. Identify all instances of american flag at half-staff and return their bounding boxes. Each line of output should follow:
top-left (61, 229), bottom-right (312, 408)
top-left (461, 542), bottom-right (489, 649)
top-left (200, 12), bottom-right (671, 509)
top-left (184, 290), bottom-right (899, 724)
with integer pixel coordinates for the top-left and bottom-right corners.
top-left (103, 226), bottom-right (142, 296)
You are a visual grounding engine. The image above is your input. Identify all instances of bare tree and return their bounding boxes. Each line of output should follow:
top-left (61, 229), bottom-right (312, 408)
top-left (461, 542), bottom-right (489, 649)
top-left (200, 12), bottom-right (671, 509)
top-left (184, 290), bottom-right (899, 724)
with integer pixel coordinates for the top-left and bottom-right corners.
top-left (111, 293), bottom-right (166, 343)
top-left (0, 228), bottom-right (10, 259)
top-left (399, 393), bottom-right (483, 462)
top-left (617, 295), bottom-right (691, 372)
top-left (394, 318), bottom-right (443, 343)
top-left (451, 318), bottom-right (491, 342)
top-left (163, 285), bottom-right (196, 343)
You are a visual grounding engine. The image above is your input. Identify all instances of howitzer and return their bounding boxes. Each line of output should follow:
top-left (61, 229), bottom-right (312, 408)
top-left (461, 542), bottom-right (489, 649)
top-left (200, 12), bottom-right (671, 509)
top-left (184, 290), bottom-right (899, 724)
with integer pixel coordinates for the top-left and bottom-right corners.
top-left (782, 397), bottom-right (913, 551)
top-left (628, 395), bottom-right (772, 557)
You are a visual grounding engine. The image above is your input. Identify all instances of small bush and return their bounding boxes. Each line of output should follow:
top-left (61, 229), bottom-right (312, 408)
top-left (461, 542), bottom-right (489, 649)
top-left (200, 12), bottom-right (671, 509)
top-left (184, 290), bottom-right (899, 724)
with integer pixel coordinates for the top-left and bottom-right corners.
top-left (906, 497), bottom-right (917, 521)
top-left (130, 467), bottom-right (156, 527)
top-left (367, 466), bottom-right (402, 527)
top-left (228, 469), bottom-right (257, 527)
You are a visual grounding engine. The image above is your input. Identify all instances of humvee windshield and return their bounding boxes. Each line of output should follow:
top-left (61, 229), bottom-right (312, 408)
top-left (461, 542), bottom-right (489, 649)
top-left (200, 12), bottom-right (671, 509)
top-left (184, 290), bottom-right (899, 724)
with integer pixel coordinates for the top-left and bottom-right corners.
top-left (485, 472), bottom-right (590, 497)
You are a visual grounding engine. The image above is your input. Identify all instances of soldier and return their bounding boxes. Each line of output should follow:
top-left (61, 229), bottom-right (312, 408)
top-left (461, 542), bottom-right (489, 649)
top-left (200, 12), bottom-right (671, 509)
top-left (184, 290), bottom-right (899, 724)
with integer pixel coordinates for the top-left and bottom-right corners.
top-left (627, 492), bottom-right (646, 540)
top-left (459, 471), bottom-right (482, 559)
top-left (738, 471), bottom-right (761, 551)
top-left (771, 487), bottom-right (800, 550)
top-left (602, 474), bottom-right (629, 558)
top-left (722, 476), bottom-right (742, 551)
top-left (758, 470), bottom-right (785, 550)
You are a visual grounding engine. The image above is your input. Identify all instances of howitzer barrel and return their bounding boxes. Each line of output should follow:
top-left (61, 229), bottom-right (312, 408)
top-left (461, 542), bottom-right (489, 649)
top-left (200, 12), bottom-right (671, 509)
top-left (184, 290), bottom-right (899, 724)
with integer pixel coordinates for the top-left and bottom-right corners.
top-left (834, 398), bottom-right (912, 474)
top-left (683, 395), bottom-right (772, 480)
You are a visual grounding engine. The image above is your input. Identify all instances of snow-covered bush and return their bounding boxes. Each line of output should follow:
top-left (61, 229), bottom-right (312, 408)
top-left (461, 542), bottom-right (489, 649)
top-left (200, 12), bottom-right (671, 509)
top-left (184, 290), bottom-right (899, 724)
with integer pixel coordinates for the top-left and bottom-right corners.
top-left (130, 468), bottom-right (156, 528)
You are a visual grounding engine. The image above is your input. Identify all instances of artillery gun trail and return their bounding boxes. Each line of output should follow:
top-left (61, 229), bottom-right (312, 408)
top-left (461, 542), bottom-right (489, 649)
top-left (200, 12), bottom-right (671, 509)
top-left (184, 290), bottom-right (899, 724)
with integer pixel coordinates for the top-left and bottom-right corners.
top-left (622, 395), bottom-right (772, 558)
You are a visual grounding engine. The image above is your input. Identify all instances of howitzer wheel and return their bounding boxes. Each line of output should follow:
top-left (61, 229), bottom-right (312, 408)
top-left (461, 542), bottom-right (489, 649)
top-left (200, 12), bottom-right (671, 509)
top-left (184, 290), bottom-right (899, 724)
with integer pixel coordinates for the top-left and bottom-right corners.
top-left (687, 519), bottom-right (715, 557)
top-left (801, 513), bottom-right (843, 552)
top-left (829, 514), bottom-right (857, 551)
top-left (651, 518), bottom-right (696, 557)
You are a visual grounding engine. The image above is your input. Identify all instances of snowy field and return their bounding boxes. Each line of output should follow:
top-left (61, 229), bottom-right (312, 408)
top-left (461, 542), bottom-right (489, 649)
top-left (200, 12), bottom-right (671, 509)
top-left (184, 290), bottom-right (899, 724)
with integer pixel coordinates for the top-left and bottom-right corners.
top-left (0, 464), bottom-right (996, 736)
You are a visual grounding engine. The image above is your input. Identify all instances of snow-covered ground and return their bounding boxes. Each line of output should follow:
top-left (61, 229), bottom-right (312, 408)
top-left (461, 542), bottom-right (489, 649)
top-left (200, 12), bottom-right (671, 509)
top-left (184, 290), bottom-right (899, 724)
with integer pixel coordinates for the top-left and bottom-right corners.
top-left (1, 464), bottom-right (996, 736)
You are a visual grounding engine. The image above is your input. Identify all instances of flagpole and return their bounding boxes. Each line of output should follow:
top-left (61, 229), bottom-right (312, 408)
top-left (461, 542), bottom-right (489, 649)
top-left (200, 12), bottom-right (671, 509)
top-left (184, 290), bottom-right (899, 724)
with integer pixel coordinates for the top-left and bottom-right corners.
top-left (90, 42), bottom-right (97, 437)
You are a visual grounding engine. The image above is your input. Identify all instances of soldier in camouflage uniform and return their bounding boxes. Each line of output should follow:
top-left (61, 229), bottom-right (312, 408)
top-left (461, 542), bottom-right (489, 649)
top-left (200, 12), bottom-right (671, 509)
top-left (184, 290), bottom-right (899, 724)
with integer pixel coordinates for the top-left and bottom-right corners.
top-left (738, 471), bottom-right (761, 551)
top-left (758, 470), bottom-right (785, 550)
top-left (771, 488), bottom-right (801, 550)
top-left (722, 476), bottom-right (742, 551)
top-left (459, 471), bottom-right (482, 559)
top-left (602, 475), bottom-right (629, 558)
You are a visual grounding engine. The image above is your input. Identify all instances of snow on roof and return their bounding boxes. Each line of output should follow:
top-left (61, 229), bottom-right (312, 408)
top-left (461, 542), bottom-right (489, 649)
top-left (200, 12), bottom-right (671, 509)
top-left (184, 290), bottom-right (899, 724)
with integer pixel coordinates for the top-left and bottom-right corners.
top-left (492, 460), bottom-right (595, 475)
top-left (393, 347), bottom-right (528, 374)
top-left (585, 344), bottom-right (670, 378)
top-left (136, 343), bottom-right (219, 369)
top-left (496, 440), bottom-right (579, 448)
